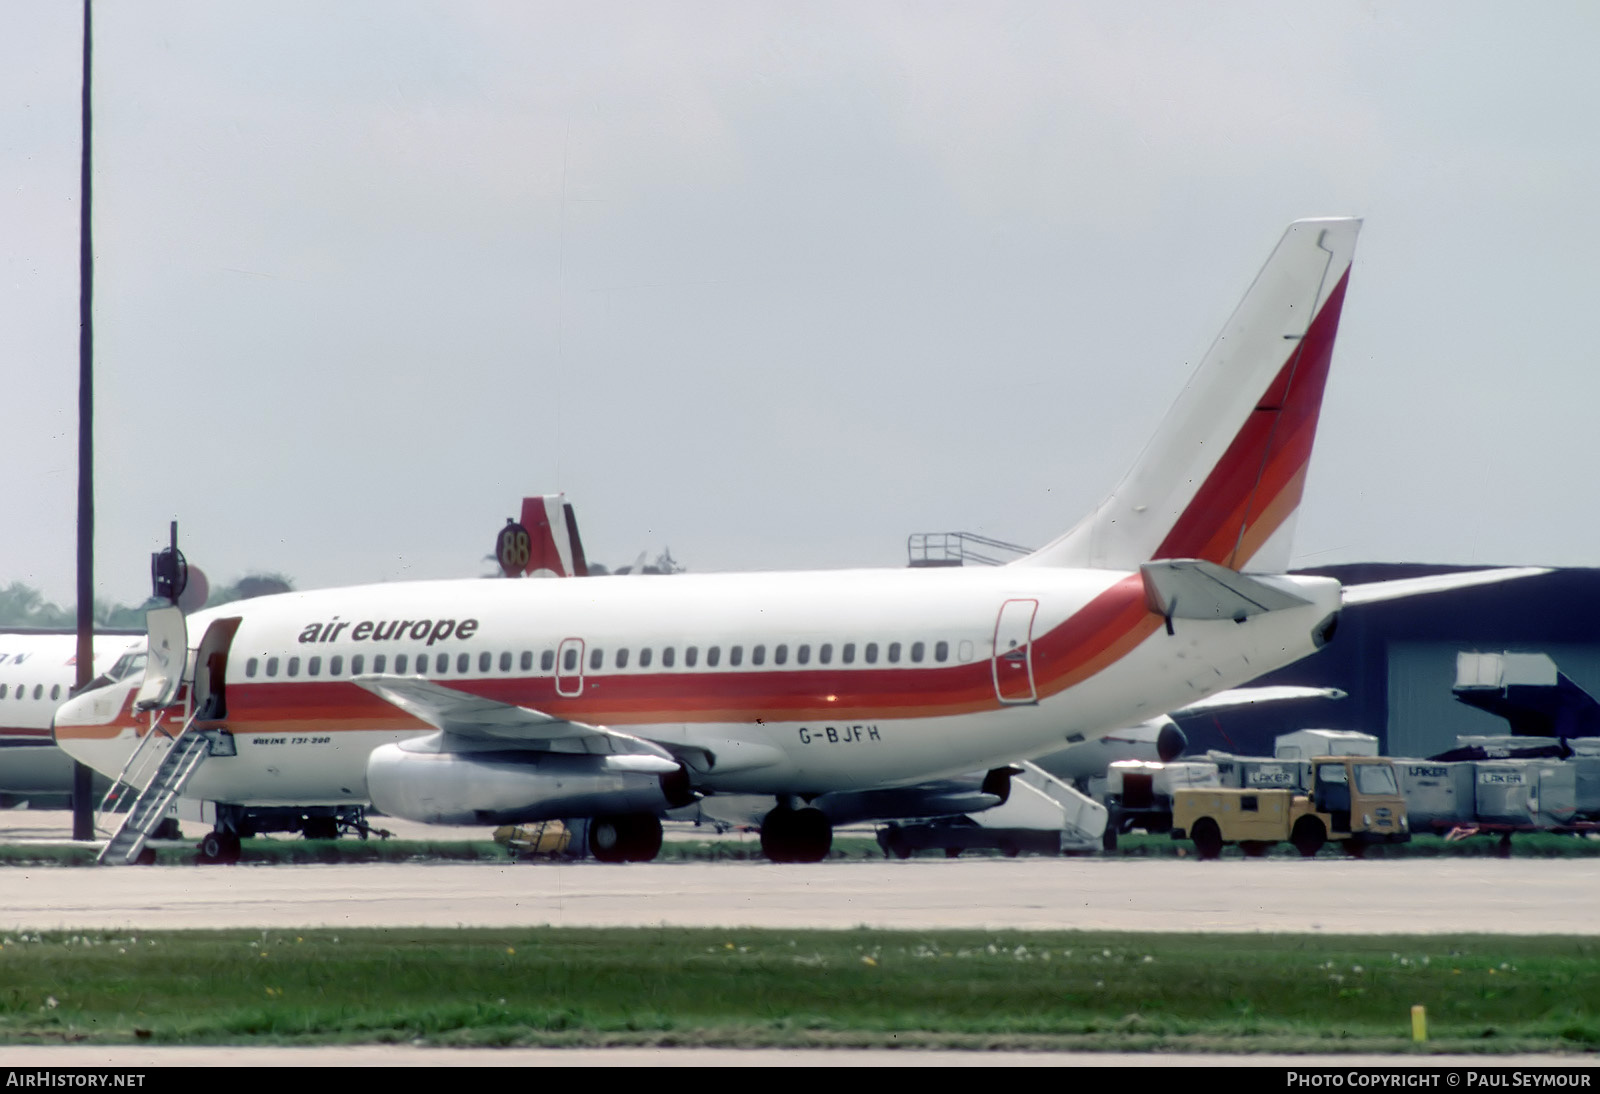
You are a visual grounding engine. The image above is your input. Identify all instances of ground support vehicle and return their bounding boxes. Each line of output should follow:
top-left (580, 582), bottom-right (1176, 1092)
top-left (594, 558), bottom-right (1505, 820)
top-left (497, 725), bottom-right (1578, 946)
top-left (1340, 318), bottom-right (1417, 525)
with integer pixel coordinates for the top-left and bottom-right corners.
top-left (1171, 756), bottom-right (1409, 858)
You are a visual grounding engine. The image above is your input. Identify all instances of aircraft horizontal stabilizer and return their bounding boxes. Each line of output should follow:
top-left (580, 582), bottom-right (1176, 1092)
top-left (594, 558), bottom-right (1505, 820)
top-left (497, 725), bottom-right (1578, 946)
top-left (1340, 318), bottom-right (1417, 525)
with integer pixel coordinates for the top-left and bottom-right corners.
top-left (1141, 559), bottom-right (1312, 622)
top-left (1340, 567), bottom-right (1551, 607)
top-left (350, 674), bottom-right (676, 763)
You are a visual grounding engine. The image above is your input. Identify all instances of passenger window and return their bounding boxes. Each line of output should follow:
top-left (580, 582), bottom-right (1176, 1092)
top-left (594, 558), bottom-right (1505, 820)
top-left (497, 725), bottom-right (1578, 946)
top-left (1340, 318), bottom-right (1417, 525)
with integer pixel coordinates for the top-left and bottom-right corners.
top-left (797, 644), bottom-right (810, 665)
top-left (438, 653), bottom-right (451, 674)
top-left (887, 642), bottom-right (901, 663)
top-left (819, 643), bottom-right (832, 664)
top-left (0, 685), bottom-right (6, 698)
top-left (865, 643), bottom-right (879, 664)
top-left (590, 648), bottom-right (604, 671)
top-left (457, 653), bottom-right (470, 673)
top-left (730, 646), bottom-right (743, 667)
top-left (33, 685), bottom-right (42, 700)
top-left (480, 651), bottom-right (492, 672)
top-left (685, 647), bottom-right (698, 668)
top-left (752, 645), bottom-right (766, 666)
top-left (308, 656), bottom-right (322, 677)
top-left (521, 651), bottom-right (533, 671)
top-left (266, 657), bottom-right (279, 678)
top-left (330, 655), bottom-right (343, 676)
top-left (706, 647), bottom-right (720, 668)
top-left (843, 643), bottom-right (856, 664)
top-left (287, 657), bottom-right (300, 678)
top-left (246, 658), bottom-right (258, 678)
top-left (563, 648), bottom-right (578, 672)
top-left (541, 650), bottom-right (555, 672)
top-left (351, 655), bottom-right (364, 675)
top-left (393, 654), bottom-right (407, 674)
top-left (373, 654), bottom-right (385, 673)
top-left (616, 648), bottom-right (630, 669)
top-left (911, 642), bottom-right (924, 663)
top-left (51, 684), bottom-right (61, 700)
top-left (499, 651), bottom-right (512, 672)
top-left (935, 641), bottom-right (949, 663)
top-left (663, 647), bottom-right (676, 668)
top-left (639, 648), bottom-right (653, 669)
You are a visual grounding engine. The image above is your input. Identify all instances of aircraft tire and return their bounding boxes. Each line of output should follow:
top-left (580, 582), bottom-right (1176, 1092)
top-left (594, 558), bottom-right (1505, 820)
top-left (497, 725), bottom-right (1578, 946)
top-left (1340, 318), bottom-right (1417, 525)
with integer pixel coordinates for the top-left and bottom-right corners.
top-left (588, 816), bottom-right (630, 863)
top-left (624, 814), bottom-right (663, 862)
top-left (1291, 816), bottom-right (1326, 858)
top-left (198, 830), bottom-right (241, 866)
top-left (1190, 818), bottom-right (1224, 860)
top-left (760, 806), bottom-right (832, 863)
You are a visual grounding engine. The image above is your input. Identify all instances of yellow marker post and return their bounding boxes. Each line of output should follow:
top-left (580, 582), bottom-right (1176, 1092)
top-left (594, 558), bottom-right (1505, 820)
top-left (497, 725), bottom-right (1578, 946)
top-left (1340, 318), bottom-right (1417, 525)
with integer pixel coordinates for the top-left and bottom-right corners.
top-left (1411, 1004), bottom-right (1428, 1042)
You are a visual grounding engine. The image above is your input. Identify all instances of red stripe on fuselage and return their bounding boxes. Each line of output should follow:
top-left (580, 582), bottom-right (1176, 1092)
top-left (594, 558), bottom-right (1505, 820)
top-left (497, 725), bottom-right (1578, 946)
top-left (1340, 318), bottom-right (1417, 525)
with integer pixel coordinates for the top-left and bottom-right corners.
top-left (1154, 269), bottom-right (1350, 567)
top-left (57, 578), bottom-right (1168, 741)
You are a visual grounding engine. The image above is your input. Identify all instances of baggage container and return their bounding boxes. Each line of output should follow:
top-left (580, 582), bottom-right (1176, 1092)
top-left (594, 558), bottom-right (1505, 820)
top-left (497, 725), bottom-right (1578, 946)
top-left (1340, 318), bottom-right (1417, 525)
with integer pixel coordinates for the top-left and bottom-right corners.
top-left (1397, 761), bottom-right (1476, 830)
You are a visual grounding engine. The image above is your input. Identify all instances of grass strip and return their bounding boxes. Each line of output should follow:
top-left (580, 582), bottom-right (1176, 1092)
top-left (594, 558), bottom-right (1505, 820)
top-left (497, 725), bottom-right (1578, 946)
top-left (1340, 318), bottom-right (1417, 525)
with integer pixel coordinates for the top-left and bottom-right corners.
top-left (0, 928), bottom-right (1596, 1054)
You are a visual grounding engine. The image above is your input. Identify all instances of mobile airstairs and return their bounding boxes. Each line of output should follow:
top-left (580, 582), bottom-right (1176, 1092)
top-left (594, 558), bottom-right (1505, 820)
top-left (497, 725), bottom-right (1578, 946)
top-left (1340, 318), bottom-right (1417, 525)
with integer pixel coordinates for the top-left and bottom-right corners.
top-left (96, 711), bottom-right (214, 865)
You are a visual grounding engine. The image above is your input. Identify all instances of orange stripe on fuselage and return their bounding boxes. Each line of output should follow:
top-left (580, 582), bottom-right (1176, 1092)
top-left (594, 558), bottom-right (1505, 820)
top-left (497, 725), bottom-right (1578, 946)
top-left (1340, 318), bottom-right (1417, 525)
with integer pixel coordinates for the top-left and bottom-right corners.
top-left (55, 579), bottom-right (1166, 739)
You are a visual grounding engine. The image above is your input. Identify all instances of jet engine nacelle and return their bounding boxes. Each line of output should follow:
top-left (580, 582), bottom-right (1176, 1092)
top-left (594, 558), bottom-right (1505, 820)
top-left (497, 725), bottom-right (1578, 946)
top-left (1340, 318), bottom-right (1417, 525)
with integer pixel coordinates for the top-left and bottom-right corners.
top-left (366, 743), bottom-right (692, 826)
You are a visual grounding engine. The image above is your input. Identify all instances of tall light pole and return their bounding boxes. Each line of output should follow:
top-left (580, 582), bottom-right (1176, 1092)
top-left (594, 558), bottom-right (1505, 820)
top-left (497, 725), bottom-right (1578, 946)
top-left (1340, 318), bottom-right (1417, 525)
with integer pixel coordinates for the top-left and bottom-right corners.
top-left (73, 0), bottom-right (95, 842)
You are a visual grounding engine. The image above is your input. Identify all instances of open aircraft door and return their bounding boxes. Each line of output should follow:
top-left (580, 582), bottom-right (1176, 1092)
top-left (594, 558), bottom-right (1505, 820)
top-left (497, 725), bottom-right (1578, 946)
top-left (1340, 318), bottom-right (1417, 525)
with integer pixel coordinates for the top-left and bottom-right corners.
top-left (192, 617), bottom-right (242, 721)
top-left (134, 605), bottom-right (188, 711)
top-left (992, 599), bottom-right (1039, 704)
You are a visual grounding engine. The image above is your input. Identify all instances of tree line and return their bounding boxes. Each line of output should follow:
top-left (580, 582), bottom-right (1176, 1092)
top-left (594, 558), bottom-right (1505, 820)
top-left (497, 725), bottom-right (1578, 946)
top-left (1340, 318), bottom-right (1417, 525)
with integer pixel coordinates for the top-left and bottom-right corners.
top-left (0, 574), bottom-right (293, 630)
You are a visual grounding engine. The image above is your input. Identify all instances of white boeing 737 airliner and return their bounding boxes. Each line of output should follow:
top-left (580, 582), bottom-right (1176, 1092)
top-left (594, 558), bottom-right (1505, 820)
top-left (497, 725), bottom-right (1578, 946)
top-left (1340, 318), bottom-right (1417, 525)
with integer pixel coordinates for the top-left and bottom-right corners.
top-left (50, 218), bottom-right (1543, 863)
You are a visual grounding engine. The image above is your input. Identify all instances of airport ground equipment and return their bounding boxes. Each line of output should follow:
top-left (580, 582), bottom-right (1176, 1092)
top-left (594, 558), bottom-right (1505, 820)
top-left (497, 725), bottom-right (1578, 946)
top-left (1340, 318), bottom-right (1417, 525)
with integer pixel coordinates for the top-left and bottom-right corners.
top-left (1454, 651), bottom-right (1600, 739)
top-left (95, 710), bottom-right (215, 865)
top-left (1171, 755), bottom-right (1409, 859)
top-left (493, 821), bottom-right (571, 859)
top-left (1274, 728), bottom-right (1379, 759)
top-left (1100, 759), bottom-right (1220, 851)
top-left (1398, 736), bottom-right (1600, 852)
top-left (875, 761), bottom-right (1107, 857)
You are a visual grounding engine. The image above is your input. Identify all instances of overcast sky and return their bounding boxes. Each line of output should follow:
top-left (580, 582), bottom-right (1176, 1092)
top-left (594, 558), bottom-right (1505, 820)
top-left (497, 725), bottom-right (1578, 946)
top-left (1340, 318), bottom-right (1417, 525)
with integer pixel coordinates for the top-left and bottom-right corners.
top-left (6, 2), bottom-right (1599, 607)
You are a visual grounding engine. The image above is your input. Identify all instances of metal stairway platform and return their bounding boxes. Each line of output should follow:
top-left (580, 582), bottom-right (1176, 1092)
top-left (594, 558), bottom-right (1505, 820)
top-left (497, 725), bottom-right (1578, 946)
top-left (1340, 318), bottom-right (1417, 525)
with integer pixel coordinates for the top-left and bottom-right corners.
top-left (97, 722), bottom-right (211, 866)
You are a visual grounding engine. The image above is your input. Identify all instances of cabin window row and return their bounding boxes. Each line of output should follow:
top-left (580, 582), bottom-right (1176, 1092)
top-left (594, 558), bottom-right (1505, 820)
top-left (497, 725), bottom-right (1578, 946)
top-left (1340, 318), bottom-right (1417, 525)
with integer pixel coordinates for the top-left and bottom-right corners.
top-left (242, 639), bottom-right (961, 680)
top-left (0, 683), bottom-right (62, 701)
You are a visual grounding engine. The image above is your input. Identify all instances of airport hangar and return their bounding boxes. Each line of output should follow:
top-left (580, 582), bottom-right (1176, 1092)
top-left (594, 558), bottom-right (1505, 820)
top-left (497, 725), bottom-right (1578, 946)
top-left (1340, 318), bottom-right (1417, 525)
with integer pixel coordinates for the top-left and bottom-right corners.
top-left (1178, 563), bottom-right (1597, 759)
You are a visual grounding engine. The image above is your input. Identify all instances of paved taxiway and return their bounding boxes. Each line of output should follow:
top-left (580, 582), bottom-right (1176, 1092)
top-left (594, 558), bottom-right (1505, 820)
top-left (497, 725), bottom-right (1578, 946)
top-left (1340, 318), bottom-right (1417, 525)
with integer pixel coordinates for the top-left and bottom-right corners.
top-left (6, 857), bottom-right (1599, 933)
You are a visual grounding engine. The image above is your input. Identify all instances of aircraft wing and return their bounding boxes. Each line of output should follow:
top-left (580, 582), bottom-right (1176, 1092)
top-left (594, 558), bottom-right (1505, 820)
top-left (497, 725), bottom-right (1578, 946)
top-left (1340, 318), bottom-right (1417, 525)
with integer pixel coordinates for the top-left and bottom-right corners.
top-left (1171, 685), bottom-right (1347, 715)
top-left (1340, 567), bottom-right (1550, 606)
top-left (351, 674), bottom-right (676, 763)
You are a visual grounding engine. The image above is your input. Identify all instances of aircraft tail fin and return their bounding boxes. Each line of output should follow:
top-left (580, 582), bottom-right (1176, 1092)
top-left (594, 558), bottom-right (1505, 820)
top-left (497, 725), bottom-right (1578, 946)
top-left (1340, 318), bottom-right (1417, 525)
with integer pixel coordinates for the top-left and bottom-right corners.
top-left (1019, 217), bottom-right (1360, 573)
top-left (517, 494), bottom-right (590, 577)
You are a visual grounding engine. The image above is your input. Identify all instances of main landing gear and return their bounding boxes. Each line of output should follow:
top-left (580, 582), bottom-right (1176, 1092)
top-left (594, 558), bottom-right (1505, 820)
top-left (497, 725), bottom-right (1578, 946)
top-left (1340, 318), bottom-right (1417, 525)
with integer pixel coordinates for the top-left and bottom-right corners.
top-left (760, 804), bottom-right (832, 863)
top-left (196, 829), bottom-right (242, 865)
top-left (587, 813), bottom-right (664, 863)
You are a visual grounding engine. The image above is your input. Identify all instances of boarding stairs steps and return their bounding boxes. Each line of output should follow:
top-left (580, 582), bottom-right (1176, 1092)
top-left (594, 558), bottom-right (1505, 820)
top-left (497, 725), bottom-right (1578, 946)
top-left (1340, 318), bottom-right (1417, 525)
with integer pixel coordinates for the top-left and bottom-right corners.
top-left (971, 761), bottom-right (1109, 851)
top-left (96, 717), bottom-right (211, 866)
